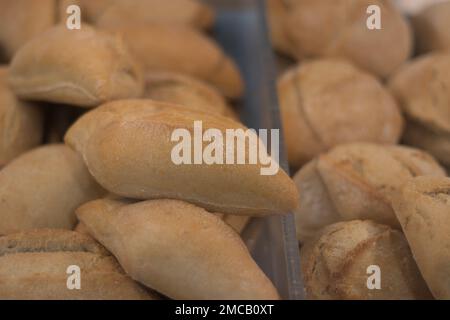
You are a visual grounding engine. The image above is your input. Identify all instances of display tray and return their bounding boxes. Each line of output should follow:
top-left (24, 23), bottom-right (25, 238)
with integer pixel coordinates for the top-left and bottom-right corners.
top-left (208, 0), bottom-right (304, 300)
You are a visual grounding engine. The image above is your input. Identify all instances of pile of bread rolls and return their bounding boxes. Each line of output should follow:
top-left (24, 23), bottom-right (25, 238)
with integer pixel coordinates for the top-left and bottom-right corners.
top-left (0, 0), bottom-right (302, 300)
top-left (269, 0), bottom-right (450, 300)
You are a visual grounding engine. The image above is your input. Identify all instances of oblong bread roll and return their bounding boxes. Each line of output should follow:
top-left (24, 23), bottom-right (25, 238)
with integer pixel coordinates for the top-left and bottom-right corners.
top-left (0, 144), bottom-right (105, 235)
top-left (0, 229), bottom-right (155, 299)
top-left (101, 24), bottom-right (243, 98)
top-left (65, 99), bottom-right (298, 216)
top-left (8, 24), bottom-right (144, 107)
top-left (392, 176), bottom-right (450, 299)
top-left (93, 0), bottom-right (215, 30)
top-left (144, 72), bottom-right (237, 119)
top-left (76, 198), bottom-right (280, 300)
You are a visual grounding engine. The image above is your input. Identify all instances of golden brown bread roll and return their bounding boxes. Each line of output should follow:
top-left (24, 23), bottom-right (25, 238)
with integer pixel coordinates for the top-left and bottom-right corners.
top-left (301, 220), bottom-right (432, 300)
top-left (0, 0), bottom-right (80, 61)
top-left (143, 72), bottom-right (237, 118)
top-left (413, 2), bottom-right (450, 53)
top-left (392, 176), bottom-right (450, 299)
top-left (102, 23), bottom-right (243, 98)
top-left (389, 53), bottom-right (450, 166)
top-left (267, 0), bottom-right (412, 78)
top-left (0, 229), bottom-right (155, 299)
top-left (92, 0), bottom-right (214, 30)
top-left (0, 67), bottom-right (43, 166)
top-left (278, 59), bottom-right (404, 168)
top-left (76, 198), bottom-right (280, 300)
top-left (293, 143), bottom-right (446, 242)
top-left (8, 24), bottom-right (144, 107)
top-left (0, 144), bottom-right (105, 235)
top-left (65, 99), bottom-right (298, 216)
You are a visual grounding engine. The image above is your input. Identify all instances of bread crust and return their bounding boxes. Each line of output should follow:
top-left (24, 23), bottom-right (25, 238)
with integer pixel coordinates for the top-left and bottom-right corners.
top-left (293, 143), bottom-right (446, 242)
top-left (0, 144), bottom-right (105, 235)
top-left (392, 176), bottom-right (450, 299)
top-left (0, 229), bottom-right (155, 299)
top-left (278, 59), bottom-right (404, 168)
top-left (101, 23), bottom-right (243, 98)
top-left (301, 220), bottom-right (432, 300)
top-left (8, 24), bottom-right (144, 107)
top-left (76, 198), bottom-right (280, 300)
top-left (65, 99), bottom-right (298, 216)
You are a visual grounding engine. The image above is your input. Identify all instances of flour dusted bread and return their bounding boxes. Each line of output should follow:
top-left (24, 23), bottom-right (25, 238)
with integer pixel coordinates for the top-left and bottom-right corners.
top-left (0, 67), bottom-right (43, 166)
top-left (389, 53), bottom-right (450, 166)
top-left (143, 72), bottom-right (236, 118)
top-left (268, 0), bottom-right (412, 78)
top-left (94, 0), bottom-right (214, 30)
top-left (301, 220), bottom-right (432, 300)
top-left (0, 144), bottom-right (105, 235)
top-left (8, 24), bottom-right (143, 107)
top-left (278, 59), bottom-right (404, 168)
top-left (413, 2), bottom-right (450, 53)
top-left (77, 198), bottom-right (280, 300)
top-left (0, 229), bottom-right (154, 299)
top-left (392, 176), bottom-right (450, 299)
top-left (65, 99), bottom-right (298, 216)
top-left (293, 143), bottom-right (446, 242)
top-left (102, 24), bottom-right (243, 98)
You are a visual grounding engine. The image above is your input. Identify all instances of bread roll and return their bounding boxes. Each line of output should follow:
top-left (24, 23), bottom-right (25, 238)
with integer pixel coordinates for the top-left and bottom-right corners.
top-left (267, 0), bottom-right (412, 78)
top-left (0, 67), bottom-right (43, 166)
top-left (65, 99), bottom-right (298, 216)
top-left (0, 144), bottom-right (105, 235)
top-left (293, 143), bottom-right (446, 242)
top-left (0, 0), bottom-right (80, 61)
top-left (301, 220), bottom-right (432, 300)
top-left (143, 72), bottom-right (236, 118)
top-left (389, 53), bottom-right (450, 166)
top-left (8, 24), bottom-right (144, 107)
top-left (278, 59), bottom-right (404, 168)
top-left (392, 176), bottom-right (450, 299)
top-left (77, 198), bottom-right (280, 300)
top-left (102, 24), bottom-right (243, 98)
top-left (94, 0), bottom-right (214, 30)
top-left (413, 2), bottom-right (450, 53)
top-left (0, 229), bottom-right (155, 299)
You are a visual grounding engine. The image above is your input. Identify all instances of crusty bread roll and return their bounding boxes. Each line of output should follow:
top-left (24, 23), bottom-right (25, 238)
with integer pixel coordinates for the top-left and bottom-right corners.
top-left (65, 99), bottom-right (298, 216)
top-left (8, 24), bottom-right (144, 107)
top-left (0, 229), bottom-right (155, 299)
top-left (278, 59), bottom-right (404, 168)
top-left (389, 53), bottom-right (450, 166)
top-left (143, 72), bottom-right (237, 119)
top-left (93, 0), bottom-right (214, 30)
top-left (293, 143), bottom-right (446, 242)
top-left (0, 144), bottom-right (105, 235)
top-left (0, 0), bottom-right (79, 61)
top-left (0, 67), bottom-right (43, 166)
top-left (101, 24), bottom-right (243, 98)
top-left (301, 220), bottom-right (432, 300)
top-left (392, 176), bottom-right (450, 299)
top-left (76, 198), bottom-right (280, 300)
top-left (413, 2), bottom-right (450, 53)
top-left (267, 0), bottom-right (412, 78)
